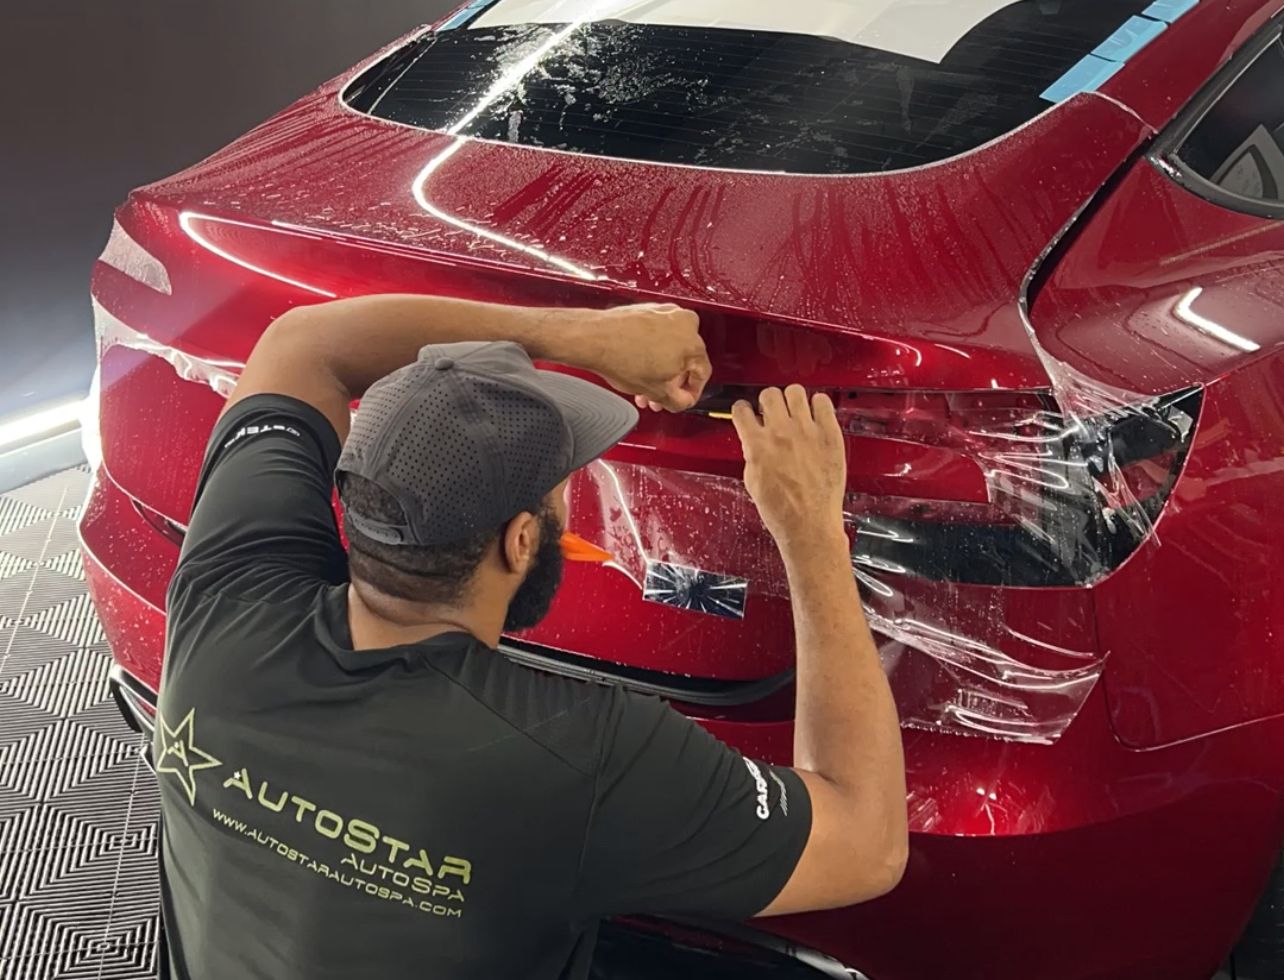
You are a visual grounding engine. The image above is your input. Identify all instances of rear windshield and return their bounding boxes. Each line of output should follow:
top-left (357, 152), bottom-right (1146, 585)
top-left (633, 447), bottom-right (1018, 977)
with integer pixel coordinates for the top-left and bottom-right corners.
top-left (344, 0), bottom-right (1153, 175)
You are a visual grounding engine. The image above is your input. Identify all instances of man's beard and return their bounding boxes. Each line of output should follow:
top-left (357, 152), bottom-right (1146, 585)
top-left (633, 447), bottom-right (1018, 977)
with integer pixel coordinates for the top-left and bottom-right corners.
top-left (504, 506), bottom-right (565, 633)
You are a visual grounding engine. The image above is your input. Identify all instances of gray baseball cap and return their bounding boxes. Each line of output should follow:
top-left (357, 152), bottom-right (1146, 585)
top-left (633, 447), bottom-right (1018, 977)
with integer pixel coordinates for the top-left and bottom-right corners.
top-left (336, 341), bottom-right (639, 546)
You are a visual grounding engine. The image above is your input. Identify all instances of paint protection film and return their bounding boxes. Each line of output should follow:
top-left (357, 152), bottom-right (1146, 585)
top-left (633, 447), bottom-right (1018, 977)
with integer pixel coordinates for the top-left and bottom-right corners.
top-left (563, 380), bottom-right (1199, 745)
top-left (95, 286), bottom-right (1201, 745)
top-left (94, 285), bottom-right (1202, 745)
top-left (94, 302), bottom-right (239, 399)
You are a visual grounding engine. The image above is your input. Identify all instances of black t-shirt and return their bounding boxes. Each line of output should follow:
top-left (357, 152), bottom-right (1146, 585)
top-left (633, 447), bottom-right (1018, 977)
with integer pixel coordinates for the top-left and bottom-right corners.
top-left (155, 394), bottom-right (812, 980)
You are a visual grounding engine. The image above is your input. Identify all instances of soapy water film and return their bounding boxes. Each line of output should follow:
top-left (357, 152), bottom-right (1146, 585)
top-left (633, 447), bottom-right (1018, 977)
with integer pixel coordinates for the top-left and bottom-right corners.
top-left (97, 288), bottom-right (1191, 744)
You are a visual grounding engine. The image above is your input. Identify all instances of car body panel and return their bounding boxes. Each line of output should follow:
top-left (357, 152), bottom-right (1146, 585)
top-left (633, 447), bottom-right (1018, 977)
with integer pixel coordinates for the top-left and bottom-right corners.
top-left (1100, 352), bottom-right (1284, 747)
top-left (1029, 159), bottom-right (1284, 395)
top-left (119, 92), bottom-right (1153, 389)
top-left (91, 88), bottom-right (1149, 698)
top-left (1102, 0), bottom-right (1284, 129)
top-left (1028, 149), bottom-right (1284, 747)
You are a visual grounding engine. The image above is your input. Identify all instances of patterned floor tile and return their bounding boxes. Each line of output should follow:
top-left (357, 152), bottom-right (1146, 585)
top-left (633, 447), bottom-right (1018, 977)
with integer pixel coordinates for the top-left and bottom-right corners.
top-left (0, 720), bottom-right (138, 805)
top-left (1, 472), bottom-right (88, 516)
top-left (35, 553), bottom-right (83, 585)
top-left (0, 554), bottom-right (37, 586)
top-left (0, 499), bottom-right (53, 542)
top-left (0, 521), bottom-right (75, 569)
top-left (0, 469), bottom-right (160, 979)
top-left (1, 649), bottom-right (115, 719)
top-left (20, 595), bottom-right (106, 652)
top-left (0, 693), bottom-right (59, 751)
top-left (0, 627), bottom-right (84, 682)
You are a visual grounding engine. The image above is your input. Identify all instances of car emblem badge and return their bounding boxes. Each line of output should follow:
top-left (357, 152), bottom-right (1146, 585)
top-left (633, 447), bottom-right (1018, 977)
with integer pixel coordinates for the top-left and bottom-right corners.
top-left (642, 561), bottom-right (749, 620)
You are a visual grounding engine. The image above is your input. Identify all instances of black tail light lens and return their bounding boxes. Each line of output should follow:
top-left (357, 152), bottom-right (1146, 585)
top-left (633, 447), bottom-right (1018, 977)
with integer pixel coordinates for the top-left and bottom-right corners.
top-left (696, 385), bottom-right (1201, 588)
top-left (849, 388), bottom-right (1201, 587)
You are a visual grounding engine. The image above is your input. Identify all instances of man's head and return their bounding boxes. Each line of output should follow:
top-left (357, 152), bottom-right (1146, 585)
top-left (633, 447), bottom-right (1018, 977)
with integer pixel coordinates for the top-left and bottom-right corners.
top-left (335, 341), bottom-right (637, 634)
top-left (342, 472), bottom-right (567, 632)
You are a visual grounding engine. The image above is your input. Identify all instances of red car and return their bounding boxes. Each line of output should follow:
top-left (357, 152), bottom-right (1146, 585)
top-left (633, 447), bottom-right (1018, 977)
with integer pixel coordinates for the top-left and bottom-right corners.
top-left (81, 2), bottom-right (1284, 977)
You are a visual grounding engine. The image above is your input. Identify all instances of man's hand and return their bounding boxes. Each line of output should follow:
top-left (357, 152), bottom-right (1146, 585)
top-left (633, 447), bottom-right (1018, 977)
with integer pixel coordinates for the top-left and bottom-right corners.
top-left (583, 303), bottom-right (711, 413)
top-left (731, 386), bottom-right (847, 548)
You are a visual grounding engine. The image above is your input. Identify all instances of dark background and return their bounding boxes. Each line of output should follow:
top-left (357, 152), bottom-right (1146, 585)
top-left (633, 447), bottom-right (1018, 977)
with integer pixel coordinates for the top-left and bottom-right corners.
top-left (0, 1), bottom-right (456, 420)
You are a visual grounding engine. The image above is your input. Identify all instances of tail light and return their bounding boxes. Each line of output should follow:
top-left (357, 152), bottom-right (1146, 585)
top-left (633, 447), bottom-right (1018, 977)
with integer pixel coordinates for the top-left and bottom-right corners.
top-left (692, 385), bottom-right (1201, 588)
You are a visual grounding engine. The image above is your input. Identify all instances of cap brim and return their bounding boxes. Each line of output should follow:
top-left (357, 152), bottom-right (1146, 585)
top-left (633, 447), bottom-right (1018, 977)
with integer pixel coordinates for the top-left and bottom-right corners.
top-left (532, 370), bottom-right (639, 471)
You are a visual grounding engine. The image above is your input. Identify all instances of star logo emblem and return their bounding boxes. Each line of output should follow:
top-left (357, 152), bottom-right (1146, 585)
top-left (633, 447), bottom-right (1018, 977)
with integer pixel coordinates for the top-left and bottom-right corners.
top-left (155, 708), bottom-right (222, 806)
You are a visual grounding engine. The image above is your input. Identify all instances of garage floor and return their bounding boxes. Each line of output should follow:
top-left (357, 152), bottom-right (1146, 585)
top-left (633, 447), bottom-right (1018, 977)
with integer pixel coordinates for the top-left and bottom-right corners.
top-left (0, 468), bottom-right (160, 979)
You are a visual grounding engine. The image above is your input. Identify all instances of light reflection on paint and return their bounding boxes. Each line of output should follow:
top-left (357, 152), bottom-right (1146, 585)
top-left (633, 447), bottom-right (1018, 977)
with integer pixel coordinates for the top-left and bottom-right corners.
top-left (412, 144), bottom-right (598, 280)
top-left (1173, 286), bottom-right (1260, 354)
top-left (409, 11), bottom-right (611, 280)
top-left (178, 211), bottom-right (336, 298)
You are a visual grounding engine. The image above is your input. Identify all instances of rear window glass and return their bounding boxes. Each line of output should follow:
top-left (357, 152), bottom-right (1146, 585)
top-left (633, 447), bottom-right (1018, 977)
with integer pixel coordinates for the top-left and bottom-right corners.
top-left (344, 0), bottom-right (1152, 175)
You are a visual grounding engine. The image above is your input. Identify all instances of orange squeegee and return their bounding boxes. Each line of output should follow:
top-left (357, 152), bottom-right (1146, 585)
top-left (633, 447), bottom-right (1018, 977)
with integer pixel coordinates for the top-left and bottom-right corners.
top-left (560, 532), bottom-right (614, 564)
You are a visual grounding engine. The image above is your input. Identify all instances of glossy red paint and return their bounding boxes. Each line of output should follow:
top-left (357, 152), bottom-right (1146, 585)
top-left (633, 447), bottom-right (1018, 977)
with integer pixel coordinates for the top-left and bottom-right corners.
top-left (1030, 156), bottom-right (1284, 748)
top-left (1103, 0), bottom-right (1284, 129)
top-left (80, 4), bottom-right (1284, 979)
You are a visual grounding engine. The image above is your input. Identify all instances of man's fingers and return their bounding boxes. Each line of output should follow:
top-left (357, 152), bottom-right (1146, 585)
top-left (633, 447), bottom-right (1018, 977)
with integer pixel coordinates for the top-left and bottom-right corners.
top-left (784, 384), bottom-right (811, 420)
top-left (813, 392), bottom-right (843, 445)
top-left (758, 387), bottom-right (787, 423)
top-left (686, 357), bottom-right (712, 400)
top-left (674, 361), bottom-right (711, 410)
top-left (660, 377), bottom-right (699, 412)
top-left (730, 399), bottom-right (761, 447)
top-left (812, 391), bottom-right (838, 426)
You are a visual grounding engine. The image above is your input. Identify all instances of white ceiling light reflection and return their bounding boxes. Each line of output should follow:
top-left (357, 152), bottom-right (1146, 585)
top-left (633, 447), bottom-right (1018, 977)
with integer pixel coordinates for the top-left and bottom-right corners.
top-left (0, 399), bottom-right (86, 453)
top-left (409, 9), bottom-right (617, 281)
top-left (179, 211), bottom-right (335, 298)
top-left (1173, 286), bottom-right (1260, 354)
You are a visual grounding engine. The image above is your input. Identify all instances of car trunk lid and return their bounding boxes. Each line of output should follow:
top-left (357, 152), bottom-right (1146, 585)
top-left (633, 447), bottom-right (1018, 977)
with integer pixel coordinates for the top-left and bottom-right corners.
top-left (92, 81), bottom-right (1152, 742)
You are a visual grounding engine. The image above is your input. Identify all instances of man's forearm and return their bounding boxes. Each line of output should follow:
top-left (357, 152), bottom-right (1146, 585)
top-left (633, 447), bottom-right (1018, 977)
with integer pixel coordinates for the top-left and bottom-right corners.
top-left (281, 295), bottom-right (603, 395)
top-left (782, 532), bottom-right (907, 863)
top-left (228, 295), bottom-right (606, 438)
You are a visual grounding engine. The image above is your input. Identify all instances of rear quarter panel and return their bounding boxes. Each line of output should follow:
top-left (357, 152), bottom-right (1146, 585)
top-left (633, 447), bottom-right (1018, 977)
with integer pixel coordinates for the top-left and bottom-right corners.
top-left (1030, 157), bottom-right (1284, 747)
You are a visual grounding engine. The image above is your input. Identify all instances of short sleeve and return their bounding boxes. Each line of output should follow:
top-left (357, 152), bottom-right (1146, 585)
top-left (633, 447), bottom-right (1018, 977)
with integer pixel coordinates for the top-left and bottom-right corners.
top-left (572, 689), bottom-right (811, 922)
top-left (171, 394), bottom-right (347, 601)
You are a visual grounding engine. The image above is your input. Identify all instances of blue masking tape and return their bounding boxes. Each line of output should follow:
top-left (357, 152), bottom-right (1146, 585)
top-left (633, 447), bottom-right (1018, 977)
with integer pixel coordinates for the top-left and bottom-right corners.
top-left (439, 0), bottom-right (498, 31)
top-left (1040, 54), bottom-right (1125, 103)
top-left (1092, 15), bottom-right (1167, 62)
top-left (1143, 0), bottom-right (1200, 24)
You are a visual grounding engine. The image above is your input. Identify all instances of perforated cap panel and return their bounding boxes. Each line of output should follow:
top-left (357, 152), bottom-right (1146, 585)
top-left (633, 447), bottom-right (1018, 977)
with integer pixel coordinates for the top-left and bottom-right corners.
top-left (337, 341), bottom-right (638, 546)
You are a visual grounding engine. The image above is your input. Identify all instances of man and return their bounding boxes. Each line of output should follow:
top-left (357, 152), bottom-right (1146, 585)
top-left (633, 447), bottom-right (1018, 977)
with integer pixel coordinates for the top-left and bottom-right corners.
top-left (155, 294), bottom-right (907, 979)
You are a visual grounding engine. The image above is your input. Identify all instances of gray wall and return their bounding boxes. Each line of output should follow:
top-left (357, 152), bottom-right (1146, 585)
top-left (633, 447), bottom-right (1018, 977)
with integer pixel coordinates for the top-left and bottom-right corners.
top-left (1, 2), bottom-right (455, 419)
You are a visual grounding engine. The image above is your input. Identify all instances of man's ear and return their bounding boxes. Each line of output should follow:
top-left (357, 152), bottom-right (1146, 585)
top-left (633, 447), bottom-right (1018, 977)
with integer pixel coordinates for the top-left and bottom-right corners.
top-left (500, 512), bottom-right (539, 576)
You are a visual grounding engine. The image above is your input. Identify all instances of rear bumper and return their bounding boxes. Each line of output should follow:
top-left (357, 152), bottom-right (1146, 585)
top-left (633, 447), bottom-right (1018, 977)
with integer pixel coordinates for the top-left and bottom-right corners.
top-left (108, 661), bottom-right (156, 737)
top-left (108, 662), bottom-right (156, 771)
top-left (81, 463), bottom-right (1283, 980)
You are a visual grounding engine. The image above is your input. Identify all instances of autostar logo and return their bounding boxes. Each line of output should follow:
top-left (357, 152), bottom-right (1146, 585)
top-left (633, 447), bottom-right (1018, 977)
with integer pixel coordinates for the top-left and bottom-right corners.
top-left (155, 709), bottom-right (222, 806)
top-left (220, 766), bottom-right (473, 888)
